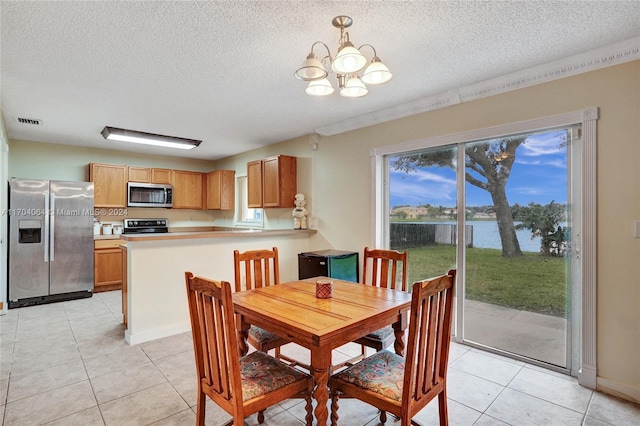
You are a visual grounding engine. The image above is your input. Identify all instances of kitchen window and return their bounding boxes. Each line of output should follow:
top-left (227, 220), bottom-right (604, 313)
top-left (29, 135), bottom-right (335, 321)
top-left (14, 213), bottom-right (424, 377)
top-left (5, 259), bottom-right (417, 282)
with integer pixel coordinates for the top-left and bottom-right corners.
top-left (235, 175), bottom-right (263, 227)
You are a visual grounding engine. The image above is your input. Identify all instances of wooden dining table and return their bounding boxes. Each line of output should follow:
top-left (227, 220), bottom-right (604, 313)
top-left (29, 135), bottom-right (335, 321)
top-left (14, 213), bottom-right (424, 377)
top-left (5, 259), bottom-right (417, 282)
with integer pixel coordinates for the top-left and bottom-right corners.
top-left (232, 277), bottom-right (412, 426)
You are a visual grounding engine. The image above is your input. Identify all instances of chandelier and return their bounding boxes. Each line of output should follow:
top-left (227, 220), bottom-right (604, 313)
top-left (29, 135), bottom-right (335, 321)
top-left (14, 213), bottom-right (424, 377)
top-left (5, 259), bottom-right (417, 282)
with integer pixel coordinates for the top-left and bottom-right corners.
top-left (294, 16), bottom-right (393, 98)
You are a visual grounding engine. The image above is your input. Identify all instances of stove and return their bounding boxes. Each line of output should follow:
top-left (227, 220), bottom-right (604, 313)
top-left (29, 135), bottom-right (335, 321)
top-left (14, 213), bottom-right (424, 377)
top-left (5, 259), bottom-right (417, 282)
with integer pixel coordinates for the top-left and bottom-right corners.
top-left (123, 218), bottom-right (169, 234)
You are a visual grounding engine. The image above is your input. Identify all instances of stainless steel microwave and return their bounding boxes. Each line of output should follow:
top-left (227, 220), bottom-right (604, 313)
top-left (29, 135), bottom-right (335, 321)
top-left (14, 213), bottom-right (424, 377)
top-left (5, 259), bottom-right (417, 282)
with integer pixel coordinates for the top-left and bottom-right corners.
top-left (127, 182), bottom-right (173, 208)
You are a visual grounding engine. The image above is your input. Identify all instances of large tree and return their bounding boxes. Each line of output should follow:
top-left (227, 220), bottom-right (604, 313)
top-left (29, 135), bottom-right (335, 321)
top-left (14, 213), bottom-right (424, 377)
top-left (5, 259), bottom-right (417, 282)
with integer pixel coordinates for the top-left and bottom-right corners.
top-left (514, 201), bottom-right (567, 256)
top-left (393, 136), bottom-right (526, 257)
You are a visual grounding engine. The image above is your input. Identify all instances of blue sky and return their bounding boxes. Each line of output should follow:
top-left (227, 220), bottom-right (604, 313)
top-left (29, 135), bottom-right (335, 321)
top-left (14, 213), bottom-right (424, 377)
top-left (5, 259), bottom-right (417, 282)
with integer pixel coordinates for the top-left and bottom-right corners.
top-left (389, 130), bottom-right (568, 208)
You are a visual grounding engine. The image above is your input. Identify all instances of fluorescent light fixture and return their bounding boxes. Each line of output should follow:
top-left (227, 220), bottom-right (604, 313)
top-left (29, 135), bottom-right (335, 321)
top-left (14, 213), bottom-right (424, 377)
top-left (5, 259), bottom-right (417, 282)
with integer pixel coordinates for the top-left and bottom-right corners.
top-left (101, 126), bottom-right (201, 150)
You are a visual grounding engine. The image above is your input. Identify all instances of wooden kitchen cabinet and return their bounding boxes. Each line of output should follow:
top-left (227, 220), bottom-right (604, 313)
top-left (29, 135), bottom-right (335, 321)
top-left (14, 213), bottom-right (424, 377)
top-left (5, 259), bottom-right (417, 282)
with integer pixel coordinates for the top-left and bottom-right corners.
top-left (127, 167), bottom-right (172, 184)
top-left (127, 166), bottom-right (151, 182)
top-left (151, 168), bottom-right (172, 184)
top-left (262, 155), bottom-right (297, 208)
top-left (94, 239), bottom-right (124, 292)
top-left (247, 160), bottom-right (263, 208)
top-left (89, 163), bottom-right (127, 208)
top-left (205, 170), bottom-right (235, 210)
top-left (171, 170), bottom-right (204, 209)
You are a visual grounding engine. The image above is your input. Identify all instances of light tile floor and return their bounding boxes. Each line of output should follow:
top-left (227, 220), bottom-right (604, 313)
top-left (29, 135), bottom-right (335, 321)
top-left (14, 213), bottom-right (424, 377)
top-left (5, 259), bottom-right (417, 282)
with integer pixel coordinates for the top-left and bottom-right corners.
top-left (1, 291), bottom-right (639, 425)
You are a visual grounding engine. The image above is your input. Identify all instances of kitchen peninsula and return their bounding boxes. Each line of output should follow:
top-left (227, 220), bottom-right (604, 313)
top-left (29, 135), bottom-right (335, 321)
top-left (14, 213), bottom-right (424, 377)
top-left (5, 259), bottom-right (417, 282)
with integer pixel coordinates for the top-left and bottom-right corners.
top-left (121, 228), bottom-right (317, 345)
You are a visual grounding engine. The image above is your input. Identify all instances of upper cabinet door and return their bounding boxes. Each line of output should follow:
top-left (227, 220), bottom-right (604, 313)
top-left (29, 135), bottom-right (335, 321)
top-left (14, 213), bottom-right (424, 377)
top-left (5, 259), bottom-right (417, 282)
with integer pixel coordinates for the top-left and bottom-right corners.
top-left (127, 166), bottom-right (172, 184)
top-left (89, 163), bottom-right (127, 208)
top-left (151, 168), bottom-right (172, 184)
top-left (262, 155), bottom-right (297, 208)
top-left (127, 166), bottom-right (151, 183)
top-left (206, 170), bottom-right (235, 210)
top-left (247, 160), bottom-right (263, 208)
top-left (171, 170), bottom-right (203, 209)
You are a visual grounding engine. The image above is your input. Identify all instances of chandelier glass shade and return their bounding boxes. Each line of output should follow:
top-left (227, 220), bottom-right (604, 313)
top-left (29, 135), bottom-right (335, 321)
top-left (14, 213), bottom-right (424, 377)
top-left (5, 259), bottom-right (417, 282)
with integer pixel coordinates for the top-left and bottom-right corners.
top-left (305, 78), bottom-right (335, 96)
top-left (294, 16), bottom-right (393, 98)
top-left (340, 75), bottom-right (368, 98)
top-left (296, 53), bottom-right (328, 80)
top-left (331, 43), bottom-right (367, 74)
top-left (361, 57), bottom-right (393, 85)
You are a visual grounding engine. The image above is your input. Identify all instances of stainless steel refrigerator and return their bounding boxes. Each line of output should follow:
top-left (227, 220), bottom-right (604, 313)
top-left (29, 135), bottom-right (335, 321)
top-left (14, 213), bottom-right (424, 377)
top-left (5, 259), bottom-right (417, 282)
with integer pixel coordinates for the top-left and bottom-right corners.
top-left (8, 178), bottom-right (94, 308)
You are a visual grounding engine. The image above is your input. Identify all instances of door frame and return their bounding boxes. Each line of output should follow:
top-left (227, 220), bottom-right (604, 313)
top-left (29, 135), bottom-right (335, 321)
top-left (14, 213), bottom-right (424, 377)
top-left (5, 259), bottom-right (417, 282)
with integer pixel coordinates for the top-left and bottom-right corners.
top-left (372, 107), bottom-right (598, 388)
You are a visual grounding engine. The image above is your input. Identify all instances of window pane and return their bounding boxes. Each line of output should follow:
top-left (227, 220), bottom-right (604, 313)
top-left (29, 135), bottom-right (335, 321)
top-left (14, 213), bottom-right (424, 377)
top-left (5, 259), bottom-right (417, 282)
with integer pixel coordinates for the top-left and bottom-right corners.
top-left (236, 176), bottom-right (263, 226)
top-left (388, 145), bottom-right (458, 286)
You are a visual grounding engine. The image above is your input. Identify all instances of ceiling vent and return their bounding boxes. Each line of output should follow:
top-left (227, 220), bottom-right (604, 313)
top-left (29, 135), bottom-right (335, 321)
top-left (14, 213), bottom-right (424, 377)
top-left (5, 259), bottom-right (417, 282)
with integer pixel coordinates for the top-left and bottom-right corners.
top-left (17, 117), bottom-right (42, 125)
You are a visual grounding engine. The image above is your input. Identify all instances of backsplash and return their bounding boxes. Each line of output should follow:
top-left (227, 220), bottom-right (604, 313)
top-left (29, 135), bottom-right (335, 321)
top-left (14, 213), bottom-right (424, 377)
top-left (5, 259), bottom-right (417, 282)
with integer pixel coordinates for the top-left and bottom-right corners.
top-left (95, 207), bottom-right (217, 229)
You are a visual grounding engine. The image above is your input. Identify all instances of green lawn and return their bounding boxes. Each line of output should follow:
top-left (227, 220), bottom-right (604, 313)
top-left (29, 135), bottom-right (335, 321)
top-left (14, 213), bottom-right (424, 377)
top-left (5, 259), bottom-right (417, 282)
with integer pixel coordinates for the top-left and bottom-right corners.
top-left (405, 245), bottom-right (568, 317)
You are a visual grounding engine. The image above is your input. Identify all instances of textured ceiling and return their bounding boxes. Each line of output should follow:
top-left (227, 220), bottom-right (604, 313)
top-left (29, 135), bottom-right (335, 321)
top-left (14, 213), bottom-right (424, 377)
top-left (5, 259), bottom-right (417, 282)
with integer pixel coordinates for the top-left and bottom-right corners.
top-left (2, 1), bottom-right (639, 160)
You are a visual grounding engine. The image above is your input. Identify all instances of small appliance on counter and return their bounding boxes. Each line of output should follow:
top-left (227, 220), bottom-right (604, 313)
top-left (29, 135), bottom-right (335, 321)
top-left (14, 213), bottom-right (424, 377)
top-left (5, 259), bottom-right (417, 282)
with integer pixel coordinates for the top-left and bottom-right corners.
top-left (123, 218), bottom-right (169, 234)
top-left (93, 219), bottom-right (102, 235)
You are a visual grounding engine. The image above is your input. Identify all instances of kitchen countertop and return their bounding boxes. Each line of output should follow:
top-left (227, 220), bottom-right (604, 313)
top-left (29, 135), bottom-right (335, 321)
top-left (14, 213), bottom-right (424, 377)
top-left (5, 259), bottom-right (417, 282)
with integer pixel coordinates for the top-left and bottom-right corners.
top-left (121, 228), bottom-right (316, 242)
top-left (94, 234), bottom-right (124, 240)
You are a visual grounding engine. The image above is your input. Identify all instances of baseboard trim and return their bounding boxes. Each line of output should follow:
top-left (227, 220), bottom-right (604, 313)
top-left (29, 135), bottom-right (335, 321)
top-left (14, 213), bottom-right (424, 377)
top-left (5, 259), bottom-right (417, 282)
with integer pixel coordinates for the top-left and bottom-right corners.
top-left (597, 377), bottom-right (640, 404)
top-left (125, 322), bottom-right (191, 346)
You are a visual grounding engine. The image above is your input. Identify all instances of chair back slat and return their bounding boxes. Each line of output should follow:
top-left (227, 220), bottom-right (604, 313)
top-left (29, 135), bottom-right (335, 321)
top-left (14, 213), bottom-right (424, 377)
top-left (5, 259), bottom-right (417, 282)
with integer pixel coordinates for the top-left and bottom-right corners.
top-left (362, 247), bottom-right (408, 291)
top-left (413, 297), bottom-right (429, 401)
top-left (213, 293), bottom-right (234, 395)
top-left (434, 288), bottom-right (450, 387)
top-left (201, 295), bottom-right (217, 390)
top-left (185, 272), bottom-right (243, 410)
top-left (234, 247), bottom-right (280, 291)
top-left (253, 259), bottom-right (264, 287)
top-left (403, 269), bottom-right (456, 409)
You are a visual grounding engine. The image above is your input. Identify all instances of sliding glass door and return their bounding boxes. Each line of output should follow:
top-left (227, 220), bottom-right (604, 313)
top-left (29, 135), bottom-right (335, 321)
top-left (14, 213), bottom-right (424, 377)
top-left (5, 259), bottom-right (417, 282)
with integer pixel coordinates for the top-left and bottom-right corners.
top-left (386, 126), bottom-right (578, 369)
top-left (462, 130), bottom-right (571, 368)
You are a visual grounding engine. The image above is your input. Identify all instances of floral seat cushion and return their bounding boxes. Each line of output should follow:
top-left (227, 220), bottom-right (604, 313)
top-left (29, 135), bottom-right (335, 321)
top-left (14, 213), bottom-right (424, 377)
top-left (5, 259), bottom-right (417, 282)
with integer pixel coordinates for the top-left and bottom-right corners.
top-left (249, 325), bottom-right (283, 344)
top-left (240, 351), bottom-right (309, 401)
top-left (365, 325), bottom-right (393, 341)
top-left (332, 349), bottom-right (405, 402)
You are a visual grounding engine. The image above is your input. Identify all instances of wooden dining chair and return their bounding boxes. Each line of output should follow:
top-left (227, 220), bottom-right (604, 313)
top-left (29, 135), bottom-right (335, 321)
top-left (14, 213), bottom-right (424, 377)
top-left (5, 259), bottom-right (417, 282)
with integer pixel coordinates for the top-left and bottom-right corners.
top-left (185, 272), bottom-right (314, 426)
top-left (335, 247), bottom-right (408, 369)
top-left (329, 269), bottom-right (456, 426)
top-left (233, 247), bottom-right (309, 370)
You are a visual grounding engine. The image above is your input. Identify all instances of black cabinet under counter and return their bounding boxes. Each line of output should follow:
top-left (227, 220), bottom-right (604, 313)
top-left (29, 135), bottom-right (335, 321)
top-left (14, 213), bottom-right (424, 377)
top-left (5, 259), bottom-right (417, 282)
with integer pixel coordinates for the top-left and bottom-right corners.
top-left (298, 250), bottom-right (359, 282)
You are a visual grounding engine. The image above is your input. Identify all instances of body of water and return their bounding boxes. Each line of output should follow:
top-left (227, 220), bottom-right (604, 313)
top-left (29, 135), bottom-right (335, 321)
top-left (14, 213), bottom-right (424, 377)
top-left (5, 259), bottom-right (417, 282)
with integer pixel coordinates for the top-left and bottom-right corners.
top-left (439, 220), bottom-right (543, 252)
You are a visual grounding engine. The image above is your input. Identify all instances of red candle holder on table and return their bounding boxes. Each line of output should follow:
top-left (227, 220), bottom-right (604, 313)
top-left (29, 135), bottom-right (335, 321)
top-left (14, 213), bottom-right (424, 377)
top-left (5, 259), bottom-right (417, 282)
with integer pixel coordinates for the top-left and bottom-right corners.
top-left (315, 279), bottom-right (333, 299)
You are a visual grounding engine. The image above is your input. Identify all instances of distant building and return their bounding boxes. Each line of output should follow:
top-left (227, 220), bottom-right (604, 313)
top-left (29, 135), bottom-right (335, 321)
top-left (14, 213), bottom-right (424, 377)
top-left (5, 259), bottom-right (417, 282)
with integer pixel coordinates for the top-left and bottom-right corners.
top-left (391, 206), bottom-right (430, 218)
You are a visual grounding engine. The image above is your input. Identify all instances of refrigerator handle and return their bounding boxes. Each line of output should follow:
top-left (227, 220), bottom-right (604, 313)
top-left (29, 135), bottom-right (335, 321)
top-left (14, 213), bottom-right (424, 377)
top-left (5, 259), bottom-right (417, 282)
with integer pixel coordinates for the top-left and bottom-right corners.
top-left (44, 192), bottom-right (50, 262)
top-left (50, 193), bottom-right (55, 261)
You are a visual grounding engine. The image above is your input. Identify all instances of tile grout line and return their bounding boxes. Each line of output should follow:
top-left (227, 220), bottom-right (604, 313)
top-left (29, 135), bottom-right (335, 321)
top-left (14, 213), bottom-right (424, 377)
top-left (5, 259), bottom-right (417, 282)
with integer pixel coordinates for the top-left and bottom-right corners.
top-left (472, 362), bottom-right (524, 425)
top-left (151, 351), bottom-right (196, 417)
top-left (80, 334), bottom-right (106, 426)
top-left (505, 386), bottom-right (590, 416)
